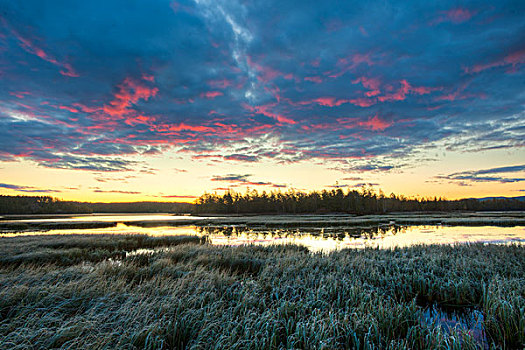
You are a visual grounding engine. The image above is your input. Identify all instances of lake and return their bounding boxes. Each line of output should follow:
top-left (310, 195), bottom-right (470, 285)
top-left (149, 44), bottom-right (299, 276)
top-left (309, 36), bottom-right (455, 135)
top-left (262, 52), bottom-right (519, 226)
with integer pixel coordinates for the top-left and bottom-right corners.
top-left (0, 212), bottom-right (525, 252)
top-left (1, 213), bottom-right (524, 252)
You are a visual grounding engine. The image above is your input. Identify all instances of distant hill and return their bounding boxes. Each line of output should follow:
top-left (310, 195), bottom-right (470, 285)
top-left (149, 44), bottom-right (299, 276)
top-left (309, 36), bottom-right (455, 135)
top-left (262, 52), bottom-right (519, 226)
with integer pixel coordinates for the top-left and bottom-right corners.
top-left (0, 195), bottom-right (194, 214)
top-left (0, 195), bottom-right (92, 214)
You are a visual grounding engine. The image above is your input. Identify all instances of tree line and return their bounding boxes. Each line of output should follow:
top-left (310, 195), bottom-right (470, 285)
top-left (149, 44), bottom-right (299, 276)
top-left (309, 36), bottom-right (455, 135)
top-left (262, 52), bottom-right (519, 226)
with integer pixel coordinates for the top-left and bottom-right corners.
top-left (1, 190), bottom-right (524, 215)
top-left (194, 188), bottom-right (525, 214)
top-left (0, 196), bottom-right (192, 214)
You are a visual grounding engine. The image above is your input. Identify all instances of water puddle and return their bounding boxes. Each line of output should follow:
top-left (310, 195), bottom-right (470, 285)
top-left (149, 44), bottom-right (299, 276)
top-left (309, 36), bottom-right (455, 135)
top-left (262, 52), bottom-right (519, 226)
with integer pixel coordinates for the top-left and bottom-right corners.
top-left (420, 303), bottom-right (487, 348)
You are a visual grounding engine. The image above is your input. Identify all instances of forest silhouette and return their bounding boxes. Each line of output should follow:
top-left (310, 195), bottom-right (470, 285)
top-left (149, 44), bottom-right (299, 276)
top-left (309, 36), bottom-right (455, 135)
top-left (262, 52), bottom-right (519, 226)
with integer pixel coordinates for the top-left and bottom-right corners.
top-left (1, 188), bottom-right (523, 215)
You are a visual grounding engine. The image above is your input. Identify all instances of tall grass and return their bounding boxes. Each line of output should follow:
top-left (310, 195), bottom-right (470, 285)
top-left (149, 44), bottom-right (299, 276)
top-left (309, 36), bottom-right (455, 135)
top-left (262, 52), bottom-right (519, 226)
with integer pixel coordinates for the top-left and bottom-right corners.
top-left (0, 234), bottom-right (205, 268)
top-left (0, 235), bottom-right (523, 349)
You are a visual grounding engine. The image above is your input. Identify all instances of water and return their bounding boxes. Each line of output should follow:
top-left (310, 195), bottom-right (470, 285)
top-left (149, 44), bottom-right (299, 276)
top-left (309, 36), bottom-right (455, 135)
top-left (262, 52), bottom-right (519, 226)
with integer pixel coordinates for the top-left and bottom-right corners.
top-left (1, 214), bottom-right (524, 252)
top-left (0, 213), bottom-right (210, 223)
top-left (421, 304), bottom-right (487, 348)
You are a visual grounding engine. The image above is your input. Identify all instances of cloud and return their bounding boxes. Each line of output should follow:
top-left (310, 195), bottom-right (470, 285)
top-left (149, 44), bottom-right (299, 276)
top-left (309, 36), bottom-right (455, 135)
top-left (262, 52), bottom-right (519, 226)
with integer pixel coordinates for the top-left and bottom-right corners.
top-left (473, 165), bottom-right (525, 175)
top-left (211, 174), bottom-right (251, 182)
top-left (4, 18), bottom-right (79, 77)
top-left (436, 164), bottom-right (525, 184)
top-left (210, 173), bottom-right (286, 188)
top-left (431, 8), bottom-right (475, 25)
top-left (353, 182), bottom-right (380, 187)
top-left (102, 77), bottom-right (158, 118)
top-left (0, 183), bottom-right (61, 193)
top-left (200, 91), bottom-right (224, 99)
top-left (223, 154), bottom-right (259, 162)
top-left (93, 190), bottom-right (142, 194)
top-left (37, 154), bottom-right (139, 172)
top-left (341, 177), bottom-right (364, 181)
top-left (327, 183), bottom-right (349, 188)
top-left (464, 49), bottom-right (525, 74)
top-left (0, 0), bottom-right (522, 176)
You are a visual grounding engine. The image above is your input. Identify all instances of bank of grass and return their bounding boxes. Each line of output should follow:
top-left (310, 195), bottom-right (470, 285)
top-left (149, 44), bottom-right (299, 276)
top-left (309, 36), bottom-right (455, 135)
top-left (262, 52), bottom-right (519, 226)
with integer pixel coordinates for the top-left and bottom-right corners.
top-left (0, 234), bottom-right (206, 268)
top-left (0, 235), bottom-right (523, 349)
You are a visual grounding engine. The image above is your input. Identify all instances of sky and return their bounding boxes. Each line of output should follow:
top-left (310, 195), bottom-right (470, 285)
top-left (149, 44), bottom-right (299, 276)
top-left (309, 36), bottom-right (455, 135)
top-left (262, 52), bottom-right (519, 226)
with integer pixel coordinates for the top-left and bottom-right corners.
top-left (0, 0), bottom-right (524, 202)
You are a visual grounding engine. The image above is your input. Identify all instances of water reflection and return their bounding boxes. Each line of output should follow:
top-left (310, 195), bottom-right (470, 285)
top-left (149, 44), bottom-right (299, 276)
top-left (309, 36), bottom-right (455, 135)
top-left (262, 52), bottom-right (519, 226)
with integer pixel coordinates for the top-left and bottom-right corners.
top-left (2, 223), bottom-right (523, 252)
top-left (193, 225), bottom-right (525, 252)
top-left (0, 214), bottom-right (208, 224)
top-left (421, 305), bottom-right (487, 347)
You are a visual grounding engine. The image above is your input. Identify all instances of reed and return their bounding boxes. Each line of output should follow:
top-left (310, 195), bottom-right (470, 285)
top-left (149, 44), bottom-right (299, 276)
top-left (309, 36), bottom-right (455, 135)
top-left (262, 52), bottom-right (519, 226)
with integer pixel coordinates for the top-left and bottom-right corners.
top-left (0, 235), bottom-right (523, 349)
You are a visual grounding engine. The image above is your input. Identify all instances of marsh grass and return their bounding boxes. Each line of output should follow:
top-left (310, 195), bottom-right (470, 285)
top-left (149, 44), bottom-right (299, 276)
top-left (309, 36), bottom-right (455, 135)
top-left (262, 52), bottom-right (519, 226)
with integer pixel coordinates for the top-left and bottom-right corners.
top-left (0, 235), bottom-right (523, 349)
top-left (0, 234), bottom-right (205, 268)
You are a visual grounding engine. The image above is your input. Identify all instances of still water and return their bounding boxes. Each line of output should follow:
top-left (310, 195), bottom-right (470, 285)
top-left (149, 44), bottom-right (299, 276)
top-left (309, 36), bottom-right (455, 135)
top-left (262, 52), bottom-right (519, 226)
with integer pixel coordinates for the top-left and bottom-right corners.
top-left (1, 214), bottom-right (524, 252)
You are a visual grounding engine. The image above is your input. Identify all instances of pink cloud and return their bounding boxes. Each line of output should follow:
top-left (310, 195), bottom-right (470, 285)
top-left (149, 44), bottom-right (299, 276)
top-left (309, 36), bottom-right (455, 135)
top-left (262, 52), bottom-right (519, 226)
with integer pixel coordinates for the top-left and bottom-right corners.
top-left (244, 103), bottom-right (296, 125)
top-left (160, 122), bottom-right (216, 133)
top-left (60, 65), bottom-right (80, 77)
top-left (10, 27), bottom-right (79, 77)
top-left (410, 85), bottom-right (435, 94)
top-left (352, 76), bottom-right (381, 90)
top-left (58, 105), bottom-right (79, 113)
top-left (302, 115), bottom-right (391, 133)
top-left (124, 115), bottom-right (157, 126)
top-left (349, 97), bottom-right (377, 107)
top-left (444, 8), bottom-right (474, 23)
top-left (200, 91), bottom-right (223, 99)
top-left (246, 56), bottom-right (282, 82)
top-left (328, 53), bottom-right (374, 78)
top-left (313, 97), bottom-right (348, 107)
top-left (464, 49), bottom-right (525, 74)
top-left (352, 76), bottom-right (382, 98)
top-left (378, 80), bottom-right (411, 102)
top-left (71, 103), bottom-right (101, 113)
top-left (142, 74), bottom-right (155, 82)
top-left (365, 90), bottom-right (380, 97)
top-left (358, 115), bottom-right (393, 131)
top-left (298, 97), bottom-right (349, 107)
top-left (304, 76), bottom-right (323, 83)
top-left (433, 80), bottom-right (478, 102)
top-left (378, 80), bottom-right (438, 102)
top-left (432, 7), bottom-right (475, 25)
top-left (264, 86), bottom-right (281, 102)
top-left (207, 79), bottom-right (232, 89)
top-left (103, 78), bottom-right (159, 117)
top-left (9, 91), bottom-right (31, 99)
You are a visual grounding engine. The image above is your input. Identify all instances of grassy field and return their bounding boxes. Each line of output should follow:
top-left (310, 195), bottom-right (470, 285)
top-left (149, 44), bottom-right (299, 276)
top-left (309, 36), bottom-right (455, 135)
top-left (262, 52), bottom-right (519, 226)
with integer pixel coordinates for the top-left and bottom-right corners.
top-left (0, 234), bottom-right (523, 349)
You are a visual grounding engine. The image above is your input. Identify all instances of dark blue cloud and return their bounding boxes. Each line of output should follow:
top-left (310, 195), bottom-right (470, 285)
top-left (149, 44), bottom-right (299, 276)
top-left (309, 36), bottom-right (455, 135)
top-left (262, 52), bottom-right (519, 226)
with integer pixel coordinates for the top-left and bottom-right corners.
top-left (436, 164), bottom-right (525, 184)
top-left (0, 0), bottom-right (523, 171)
top-left (210, 173), bottom-right (285, 188)
top-left (0, 183), bottom-right (60, 193)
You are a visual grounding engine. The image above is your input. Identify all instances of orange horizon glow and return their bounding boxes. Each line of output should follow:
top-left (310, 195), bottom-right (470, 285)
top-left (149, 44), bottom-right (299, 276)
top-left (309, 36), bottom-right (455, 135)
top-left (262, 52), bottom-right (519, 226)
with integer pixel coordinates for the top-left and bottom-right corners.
top-left (1, 148), bottom-right (523, 203)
